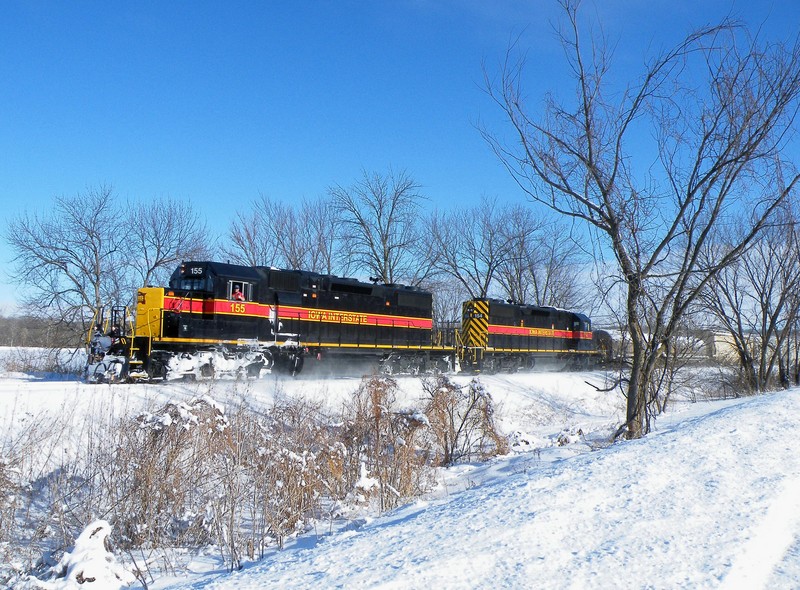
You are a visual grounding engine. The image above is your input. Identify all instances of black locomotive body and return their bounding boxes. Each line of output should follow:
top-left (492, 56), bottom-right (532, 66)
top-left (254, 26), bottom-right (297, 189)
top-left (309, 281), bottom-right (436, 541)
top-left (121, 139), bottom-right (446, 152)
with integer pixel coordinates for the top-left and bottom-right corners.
top-left (164, 261), bottom-right (432, 346)
top-left (88, 261), bottom-right (438, 381)
top-left (86, 260), bottom-right (602, 382)
top-left (461, 299), bottom-right (594, 372)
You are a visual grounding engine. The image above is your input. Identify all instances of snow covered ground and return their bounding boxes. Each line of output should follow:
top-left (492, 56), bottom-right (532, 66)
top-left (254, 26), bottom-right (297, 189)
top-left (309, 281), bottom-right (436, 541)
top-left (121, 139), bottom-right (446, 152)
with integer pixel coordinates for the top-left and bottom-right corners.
top-left (1, 354), bottom-right (798, 589)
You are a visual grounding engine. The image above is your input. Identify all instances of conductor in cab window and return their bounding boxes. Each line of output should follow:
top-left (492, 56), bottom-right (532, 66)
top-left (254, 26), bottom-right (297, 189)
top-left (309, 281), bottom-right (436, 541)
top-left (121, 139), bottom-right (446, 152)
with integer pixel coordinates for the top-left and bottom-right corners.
top-left (232, 285), bottom-right (245, 301)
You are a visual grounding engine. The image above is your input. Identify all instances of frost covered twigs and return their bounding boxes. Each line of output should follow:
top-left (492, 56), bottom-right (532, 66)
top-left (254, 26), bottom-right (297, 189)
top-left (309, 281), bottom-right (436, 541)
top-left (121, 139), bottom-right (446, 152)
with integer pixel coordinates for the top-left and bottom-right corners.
top-left (2, 374), bottom-right (513, 586)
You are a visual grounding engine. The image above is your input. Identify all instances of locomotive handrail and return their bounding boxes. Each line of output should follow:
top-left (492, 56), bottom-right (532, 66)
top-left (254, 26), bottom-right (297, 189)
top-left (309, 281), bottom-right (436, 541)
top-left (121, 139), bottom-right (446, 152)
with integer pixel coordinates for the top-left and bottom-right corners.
top-left (86, 308), bottom-right (101, 347)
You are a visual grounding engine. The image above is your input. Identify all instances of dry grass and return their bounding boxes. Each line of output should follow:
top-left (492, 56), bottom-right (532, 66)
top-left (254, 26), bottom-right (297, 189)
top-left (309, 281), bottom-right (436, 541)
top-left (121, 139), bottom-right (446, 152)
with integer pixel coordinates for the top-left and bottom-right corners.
top-left (2, 374), bottom-right (509, 586)
top-left (422, 374), bottom-right (508, 466)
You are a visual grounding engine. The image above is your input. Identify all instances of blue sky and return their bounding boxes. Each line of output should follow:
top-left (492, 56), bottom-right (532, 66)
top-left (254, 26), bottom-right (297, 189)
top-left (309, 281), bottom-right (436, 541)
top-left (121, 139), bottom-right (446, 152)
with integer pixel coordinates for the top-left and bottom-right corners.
top-left (1, 0), bottom-right (798, 313)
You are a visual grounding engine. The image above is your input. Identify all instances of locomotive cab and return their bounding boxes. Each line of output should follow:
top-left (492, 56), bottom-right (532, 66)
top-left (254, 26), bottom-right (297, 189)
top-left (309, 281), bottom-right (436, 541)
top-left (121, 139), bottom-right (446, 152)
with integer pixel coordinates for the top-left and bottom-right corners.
top-left (169, 261), bottom-right (264, 301)
top-left (170, 262), bottom-right (214, 295)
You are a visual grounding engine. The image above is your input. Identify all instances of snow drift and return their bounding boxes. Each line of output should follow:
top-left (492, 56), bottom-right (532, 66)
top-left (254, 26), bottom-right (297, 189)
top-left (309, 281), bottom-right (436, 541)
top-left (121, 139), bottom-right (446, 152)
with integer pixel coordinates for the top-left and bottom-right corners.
top-left (161, 387), bottom-right (800, 589)
top-left (0, 362), bottom-right (797, 589)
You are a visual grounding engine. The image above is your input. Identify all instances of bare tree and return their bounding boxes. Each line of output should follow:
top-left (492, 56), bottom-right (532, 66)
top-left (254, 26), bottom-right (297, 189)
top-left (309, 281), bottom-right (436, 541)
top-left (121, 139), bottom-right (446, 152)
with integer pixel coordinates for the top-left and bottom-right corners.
top-left (224, 194), bottom-right (348, 275)
top-left (528, 222), bottom-right (586, 308)
top-left (258, 197), bottom-right (307, 269)
top-left (492, 203), bottom-right (542, 303)
top-left (424, 277), bottom-right (471, 346)
top-left (329, 169), bottom-right (430, 285)
top-left (123, 196), bottom-right (211, 292)
top-left (301, 196), bottom-right (348, 275)
top-left (6, 187), bottom-right (216, 343)
top-left (483, 1), bottom-right (800, 437)
top-left (702, 198), bottom-right (800, 393)
top-left (222, 196), bottom-right (284, 267)
top-left (5, 186), bottom-right (122, 341)
top-left (428, 196), bottom-right (514, 298)
top-left (495, 208), bottom-right (586, 308)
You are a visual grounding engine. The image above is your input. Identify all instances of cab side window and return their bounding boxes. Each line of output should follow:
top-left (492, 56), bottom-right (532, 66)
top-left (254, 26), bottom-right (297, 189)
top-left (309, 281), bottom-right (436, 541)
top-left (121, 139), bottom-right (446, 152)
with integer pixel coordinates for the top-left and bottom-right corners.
top-left (229, 282), bottom-right (250, 301)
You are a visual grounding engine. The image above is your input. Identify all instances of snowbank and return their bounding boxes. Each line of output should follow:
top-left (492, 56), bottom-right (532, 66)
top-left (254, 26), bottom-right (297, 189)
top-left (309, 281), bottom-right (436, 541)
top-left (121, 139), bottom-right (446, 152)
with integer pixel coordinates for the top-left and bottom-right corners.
top-left (162, 389), bottom-right (800, 589)
top-left (2, 367), bottom-right (796, 589)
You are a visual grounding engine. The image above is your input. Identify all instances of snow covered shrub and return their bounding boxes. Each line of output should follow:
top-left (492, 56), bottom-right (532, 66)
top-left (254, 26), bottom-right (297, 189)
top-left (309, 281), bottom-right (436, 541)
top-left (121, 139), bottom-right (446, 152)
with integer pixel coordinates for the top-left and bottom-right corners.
top-left (0, 347), bottom-right (80, 376)
top-left (422, 375), bottom-right (508, 466)
top-left (111, 398), bottom-right (230, 550)
top-left (342, 376), bottom-right (434, 512)
top-left (235, 397), bottom-right (329, 553)
top-left (37, 520), bottom-right (135, 589)
top-left (0, 408), bottom-right (93, 585)
top-left (95, 394), bottom-right (336, 571)
top-left (184, 395), bottom-right (337, 567)
top-left (0, 458), bottom-right (19, 559)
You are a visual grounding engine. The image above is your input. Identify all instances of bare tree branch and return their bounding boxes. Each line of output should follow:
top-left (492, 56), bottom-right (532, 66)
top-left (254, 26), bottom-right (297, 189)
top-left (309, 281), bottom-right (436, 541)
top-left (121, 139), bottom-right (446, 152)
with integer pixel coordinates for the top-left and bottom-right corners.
top-left (329, 169), bottom-right (429, 285)
top-left (483, 0), bottom-right (800, 437)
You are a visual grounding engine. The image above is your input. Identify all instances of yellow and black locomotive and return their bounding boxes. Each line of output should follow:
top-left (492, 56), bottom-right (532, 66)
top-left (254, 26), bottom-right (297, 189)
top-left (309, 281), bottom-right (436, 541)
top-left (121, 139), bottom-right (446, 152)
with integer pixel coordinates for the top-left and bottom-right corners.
top-left (460, 299), bottom-right (596, 373)
top-left (86, 260), bottom-right (604, 382)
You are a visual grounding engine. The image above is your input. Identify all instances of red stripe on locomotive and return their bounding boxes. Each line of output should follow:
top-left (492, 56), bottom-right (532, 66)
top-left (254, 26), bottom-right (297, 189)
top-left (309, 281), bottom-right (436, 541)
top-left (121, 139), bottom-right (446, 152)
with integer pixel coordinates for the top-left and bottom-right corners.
top-left (163, 296), bottom-right (433, 330)
top-left (487, 323), bottom-right (593, 339)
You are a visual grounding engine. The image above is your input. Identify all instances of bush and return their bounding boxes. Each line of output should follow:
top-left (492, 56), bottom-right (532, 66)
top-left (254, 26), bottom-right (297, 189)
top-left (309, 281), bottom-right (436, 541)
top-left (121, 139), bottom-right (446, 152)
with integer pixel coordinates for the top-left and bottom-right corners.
top-left (3, 375), bottom-right (505, 585)
top-left (422, 375), bottom-right (508, 466)
top-left (341, 375), bottom-right (435, 512)
top-left (235, 396), bottom-right (331, 555)
top-left (112, 398), bottom-right (230, 549)
top-left (0, 347), bottom-right (82, 375)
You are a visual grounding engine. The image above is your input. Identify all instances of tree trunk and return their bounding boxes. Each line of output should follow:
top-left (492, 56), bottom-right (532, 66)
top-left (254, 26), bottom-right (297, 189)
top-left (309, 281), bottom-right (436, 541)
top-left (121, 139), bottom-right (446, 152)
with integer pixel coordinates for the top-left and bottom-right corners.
top-left (624, 280), bottom-right (647, 438)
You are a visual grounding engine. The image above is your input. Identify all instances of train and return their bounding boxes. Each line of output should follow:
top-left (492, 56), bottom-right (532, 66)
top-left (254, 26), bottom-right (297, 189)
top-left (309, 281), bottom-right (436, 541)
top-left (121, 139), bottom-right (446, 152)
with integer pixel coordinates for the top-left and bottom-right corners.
top-left (85, 260), bottom-right (608, 382)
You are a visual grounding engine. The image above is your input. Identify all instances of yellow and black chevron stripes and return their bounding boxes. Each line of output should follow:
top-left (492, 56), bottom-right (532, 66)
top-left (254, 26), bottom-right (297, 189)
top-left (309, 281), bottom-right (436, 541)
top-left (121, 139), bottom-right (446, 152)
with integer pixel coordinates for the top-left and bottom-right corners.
top-left (461, 299), bottom-right (489, 348)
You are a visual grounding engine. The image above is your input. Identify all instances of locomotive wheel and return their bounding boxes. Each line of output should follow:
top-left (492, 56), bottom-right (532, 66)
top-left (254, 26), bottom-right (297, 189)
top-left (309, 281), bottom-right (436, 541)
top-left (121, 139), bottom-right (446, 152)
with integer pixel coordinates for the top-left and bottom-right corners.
top-left (270, 349), bottom-right (304, 376)
top-left (261, 349), bottom-right (274, 372)
top-left (89, 362), bottom-right (110, 384)
top-left (91, 358), bottom-right (126, 383)
top-left (146, 353), bottom-right (170, 380)
top-left (504, 356), bottom-right (521, 373)
top-left (435, 357), bottom-right (451, 373)
top-left (290, 354), bottom-right (304, 376)
top-left (246, 361), bottom-right (265, 378)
